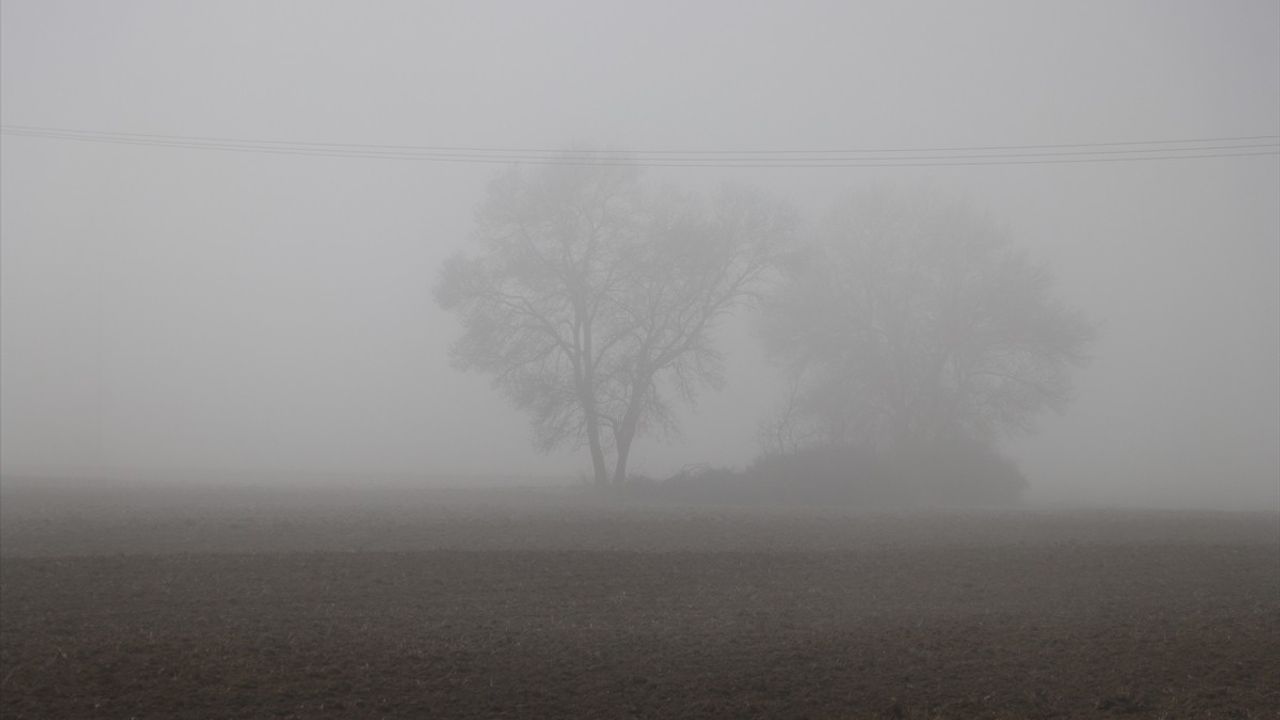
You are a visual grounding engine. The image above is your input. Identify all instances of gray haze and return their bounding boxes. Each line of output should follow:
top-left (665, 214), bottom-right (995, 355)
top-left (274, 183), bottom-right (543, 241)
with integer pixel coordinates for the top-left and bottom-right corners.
top-left (2, 1), bottom-right (1277, 509)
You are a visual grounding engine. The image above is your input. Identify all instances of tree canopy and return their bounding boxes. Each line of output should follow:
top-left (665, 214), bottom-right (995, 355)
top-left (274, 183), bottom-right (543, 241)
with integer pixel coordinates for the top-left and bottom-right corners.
top-left (436, 155), bottom-right (793, 484)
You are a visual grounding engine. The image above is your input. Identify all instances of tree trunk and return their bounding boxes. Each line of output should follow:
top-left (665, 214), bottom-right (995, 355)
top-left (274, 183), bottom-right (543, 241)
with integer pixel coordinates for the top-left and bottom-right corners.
top-left (586, 412), bottom-right (610, 485)
top-left (612, 418), bottom-right (636, 484)
top-left (610, 376), bottom-right (650, 483)
top-left (579, 312), bottom-right (610, 486)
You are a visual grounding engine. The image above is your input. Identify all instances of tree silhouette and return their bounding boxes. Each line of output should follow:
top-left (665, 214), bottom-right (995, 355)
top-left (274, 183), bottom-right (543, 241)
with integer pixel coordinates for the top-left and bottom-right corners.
top-left (437, 154), bottom-right (793, 484)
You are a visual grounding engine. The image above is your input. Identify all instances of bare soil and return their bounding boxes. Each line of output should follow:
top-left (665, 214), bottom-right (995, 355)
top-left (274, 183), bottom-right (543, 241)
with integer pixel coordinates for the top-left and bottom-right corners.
top-left (1, 480), bottom-right (1277, 719)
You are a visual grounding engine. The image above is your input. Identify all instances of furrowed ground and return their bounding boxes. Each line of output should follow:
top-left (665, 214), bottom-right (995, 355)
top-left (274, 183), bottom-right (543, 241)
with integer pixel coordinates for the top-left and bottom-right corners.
top-left (1, 479), bottom-right (1277, 719)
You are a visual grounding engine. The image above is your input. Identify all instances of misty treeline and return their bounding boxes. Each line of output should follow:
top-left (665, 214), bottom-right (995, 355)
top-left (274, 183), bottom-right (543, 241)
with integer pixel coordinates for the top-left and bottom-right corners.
top-left (436, 152), bottom-right (1092, 502)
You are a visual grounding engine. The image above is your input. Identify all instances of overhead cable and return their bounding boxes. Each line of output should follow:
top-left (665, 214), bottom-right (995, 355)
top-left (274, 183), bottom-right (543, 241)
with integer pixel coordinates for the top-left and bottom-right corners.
top-left (3, 124), bottom-right (1276, 168)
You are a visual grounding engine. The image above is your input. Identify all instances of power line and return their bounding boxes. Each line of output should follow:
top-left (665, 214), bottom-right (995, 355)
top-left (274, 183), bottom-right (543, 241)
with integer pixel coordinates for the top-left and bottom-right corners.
top-left (5, 123), bottom-right (1277, 155)
top-left (5, 125), bottom-right (1278, 160)
top-left (2, 124), bottom-right (1276, 168)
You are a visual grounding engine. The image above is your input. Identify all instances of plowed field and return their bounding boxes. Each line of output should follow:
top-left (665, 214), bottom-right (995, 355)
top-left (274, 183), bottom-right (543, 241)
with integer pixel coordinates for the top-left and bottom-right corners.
top-left (2, 483), bottom-right (1276, 719)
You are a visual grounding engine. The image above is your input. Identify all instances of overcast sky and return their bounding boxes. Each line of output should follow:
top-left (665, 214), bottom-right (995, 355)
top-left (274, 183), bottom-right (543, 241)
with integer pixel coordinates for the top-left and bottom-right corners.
top-left (2, 1), bottom-right (1277, 508)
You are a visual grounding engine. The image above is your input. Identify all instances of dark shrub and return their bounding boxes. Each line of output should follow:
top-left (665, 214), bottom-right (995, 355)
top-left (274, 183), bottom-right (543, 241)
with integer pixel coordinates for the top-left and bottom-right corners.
top-left (748, 445), bottom-right (899, 505)
top-left (889, 436), bottom-right (1028, 506)
top-left (651, 439), bottom-right (1026, 507)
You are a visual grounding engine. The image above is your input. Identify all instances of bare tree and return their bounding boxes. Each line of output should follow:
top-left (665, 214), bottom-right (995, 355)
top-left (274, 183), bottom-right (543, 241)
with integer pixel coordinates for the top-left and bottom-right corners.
top-left (436, 155), bottom-right (793, 484)
top-left (762, 186), bottom-right (1093, 455)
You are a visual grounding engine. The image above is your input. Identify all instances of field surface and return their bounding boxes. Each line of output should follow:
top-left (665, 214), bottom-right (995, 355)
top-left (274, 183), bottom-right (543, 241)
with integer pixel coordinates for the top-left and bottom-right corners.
top-left (1, 480), bottom-right (1277, 719)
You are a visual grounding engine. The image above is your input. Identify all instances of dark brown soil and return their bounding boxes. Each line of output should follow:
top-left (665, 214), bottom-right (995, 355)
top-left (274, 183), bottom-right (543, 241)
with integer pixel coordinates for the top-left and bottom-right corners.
top-left (1, 485), bottom-right (1277, 719)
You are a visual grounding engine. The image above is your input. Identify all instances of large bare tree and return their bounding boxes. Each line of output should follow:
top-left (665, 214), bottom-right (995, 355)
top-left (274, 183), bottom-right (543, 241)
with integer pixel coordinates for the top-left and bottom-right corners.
top-left (436, 156), bottom-right (792, 484)
top-left (762, 186), bottom-right (1092, 456)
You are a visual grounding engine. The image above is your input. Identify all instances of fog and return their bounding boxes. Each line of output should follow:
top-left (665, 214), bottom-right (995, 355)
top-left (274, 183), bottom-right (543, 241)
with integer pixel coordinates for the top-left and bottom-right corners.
top-left (2, 0), bottom-right (1277, 510)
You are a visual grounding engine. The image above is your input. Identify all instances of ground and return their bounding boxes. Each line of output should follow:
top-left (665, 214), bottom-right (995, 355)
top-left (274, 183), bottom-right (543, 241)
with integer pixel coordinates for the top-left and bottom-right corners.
top-left (1, 480), bottom-right (1277, 719)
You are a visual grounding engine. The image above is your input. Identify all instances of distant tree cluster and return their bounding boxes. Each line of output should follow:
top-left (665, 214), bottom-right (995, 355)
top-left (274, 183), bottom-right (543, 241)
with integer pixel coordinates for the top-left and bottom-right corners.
top-left (437, 155), bottom-right (1092, 502)
top-left (759, 187), bottom-right (1093, 457)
